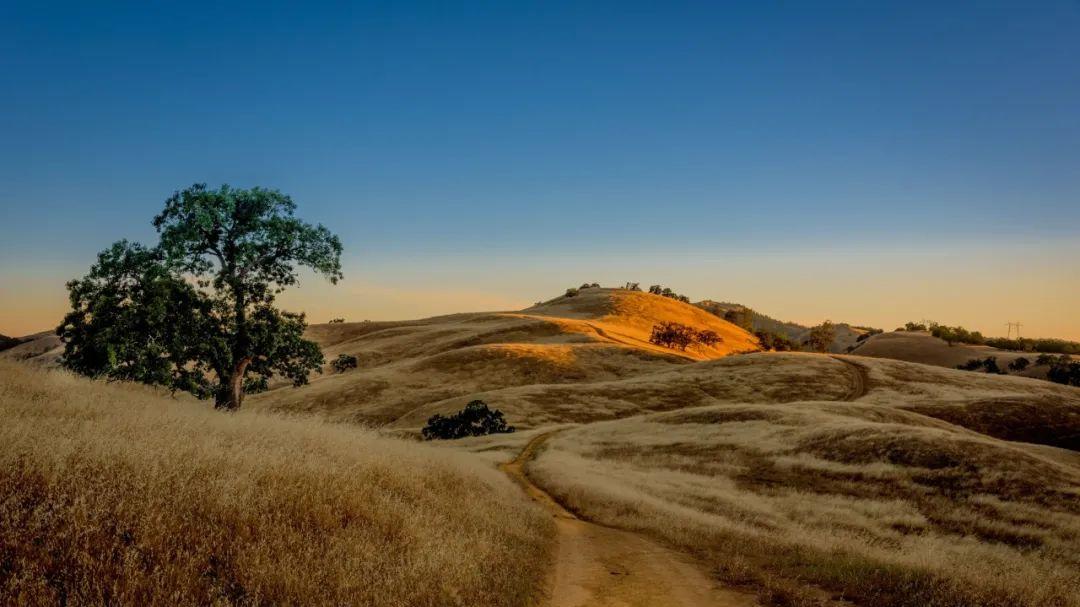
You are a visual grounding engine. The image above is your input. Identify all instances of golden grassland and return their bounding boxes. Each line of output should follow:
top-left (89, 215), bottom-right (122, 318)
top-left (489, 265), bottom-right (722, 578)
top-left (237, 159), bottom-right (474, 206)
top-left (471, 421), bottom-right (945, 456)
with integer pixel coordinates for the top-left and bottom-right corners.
top-left (0, 361), bottom-right (552, 606)
top-left (525, 357), bottom-right (1080, 607)
top-left (246, 287), bottom-right (758, 425)
top-left (8, 287), bottom-right (1080, 606)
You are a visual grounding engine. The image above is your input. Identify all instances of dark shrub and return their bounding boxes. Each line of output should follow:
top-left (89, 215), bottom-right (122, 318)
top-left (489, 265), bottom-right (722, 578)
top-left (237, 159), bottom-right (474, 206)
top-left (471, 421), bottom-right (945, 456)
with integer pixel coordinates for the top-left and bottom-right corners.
top-left (422, 400), bottom-right (516, 440)
top-left (328, 318), bottom-right (345, 324)
top-left (695, 330), bottom-right (722, 347)
top-left (565, 288), bottom-right (579, 298)
top-left (755, 330), bottom-right (795, 352)
top-left (649, 322), bottom-right (697, 350)
top-left (332, 353), bottom-right (358, 373)
top-left (1008, 357), bottom-right (1030, 372)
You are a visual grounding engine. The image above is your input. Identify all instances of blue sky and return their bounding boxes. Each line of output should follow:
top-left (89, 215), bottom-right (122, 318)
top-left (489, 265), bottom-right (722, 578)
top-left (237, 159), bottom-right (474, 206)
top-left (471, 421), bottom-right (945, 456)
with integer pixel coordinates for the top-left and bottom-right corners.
top-left (2, 1), bottom-right (1079, 337)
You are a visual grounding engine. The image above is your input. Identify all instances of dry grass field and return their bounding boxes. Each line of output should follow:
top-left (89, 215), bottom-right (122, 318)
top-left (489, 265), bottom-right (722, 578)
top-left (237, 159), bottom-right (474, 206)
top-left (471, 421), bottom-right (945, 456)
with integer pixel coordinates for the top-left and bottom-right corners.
top-left (0, 361), bottom-right (551, 606)
top-left (247, 287), bottom-right (759, 426)
top-left (6, 287), bottom-right (1080, 606)
top-left (525, 357), bottom-right (1080, 607)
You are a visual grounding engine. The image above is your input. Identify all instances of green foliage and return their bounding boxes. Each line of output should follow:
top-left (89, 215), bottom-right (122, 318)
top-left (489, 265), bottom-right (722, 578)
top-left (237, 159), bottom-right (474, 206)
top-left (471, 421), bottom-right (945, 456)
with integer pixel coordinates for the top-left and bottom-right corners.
top-left (564, 287), bottom-right (579, 298)
top-left (328, 318), bottom-right (345, 324)
top-left (1008, 357), bottom-right (1030, 372)
top-left (930, 324), bottom-right (985, 346)
top-left (985, 337), bottom-right (1080, 355)
top-left (1038, 355), bottom-right (1080, 386)
top-left (579, 282), bottom-right (600, 289)
top-left (422, 400), bottom-right (515, 440)
top-left (755, 330), bottom-right (795, 352)
top-left (647, 285), bottom-right (691, 303)
top-left (695, 330), bottom-right (722, 347)
top-left (57, 184), bottom-right (342, 410)
top-left (723, 307), bottom-right (755, 331)
top-left (649, 322), bottom-right (697, 350)
top-left (648, 322), bottom-right (721, 350)
top-left (804, 321), bottom-right (836, 353)
top-left (956, 357), bottom-right (1005, 374)
top-left (623, 282), bottom-right (641, 291)
top-left (332, 353), bottom-right (358, 373)
top-left (904, 322), bottom-right (928, 332)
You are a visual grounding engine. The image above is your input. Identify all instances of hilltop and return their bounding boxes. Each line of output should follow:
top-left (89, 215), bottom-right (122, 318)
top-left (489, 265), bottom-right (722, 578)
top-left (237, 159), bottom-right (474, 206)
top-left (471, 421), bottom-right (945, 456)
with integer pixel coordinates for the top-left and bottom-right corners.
top-left (852, 330), bottom-right (1069, 380)
top-left (249, 286), bottom-right (759, 426)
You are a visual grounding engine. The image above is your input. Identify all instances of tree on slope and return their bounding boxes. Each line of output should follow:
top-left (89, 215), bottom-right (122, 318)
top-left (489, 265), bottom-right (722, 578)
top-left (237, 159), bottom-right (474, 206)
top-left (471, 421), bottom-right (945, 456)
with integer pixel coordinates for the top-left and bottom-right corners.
top-left (57, 184), bottom-right (343, 410)
top-left (804, 320), bottom-right (836, 353)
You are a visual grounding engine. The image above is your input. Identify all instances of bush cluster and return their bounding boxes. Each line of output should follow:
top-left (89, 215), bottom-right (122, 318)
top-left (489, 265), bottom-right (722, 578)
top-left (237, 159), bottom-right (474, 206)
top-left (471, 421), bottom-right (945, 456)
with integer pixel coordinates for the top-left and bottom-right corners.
top-left (957, 357), bottom-right (1004, 374)
top-left (422, 400), bottom-right (515, 440)
top-left (331, 353), bottom-right (358, 373)
top-left (328, 318), bottom-right (345, 324)
top-left (755, 330), bottom-right (795, 351)
top-left (649, 322), bottom-right (722, 351)
top-left (1036, 354), bottom-right (1080, 386)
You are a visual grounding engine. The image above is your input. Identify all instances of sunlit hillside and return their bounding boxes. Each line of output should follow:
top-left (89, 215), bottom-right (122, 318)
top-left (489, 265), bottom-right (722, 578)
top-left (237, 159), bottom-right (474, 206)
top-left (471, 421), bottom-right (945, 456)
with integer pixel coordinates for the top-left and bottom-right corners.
top-left (248, 287), bottom-right (759, 426)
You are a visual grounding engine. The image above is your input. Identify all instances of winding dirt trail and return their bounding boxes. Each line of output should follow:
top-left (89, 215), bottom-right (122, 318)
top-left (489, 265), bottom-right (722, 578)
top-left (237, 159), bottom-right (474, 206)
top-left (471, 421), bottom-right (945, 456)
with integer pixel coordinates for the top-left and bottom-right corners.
top-left (830, 355), bottom-right (870, 401)
top-left (501, 433), bottom-right (757, 607)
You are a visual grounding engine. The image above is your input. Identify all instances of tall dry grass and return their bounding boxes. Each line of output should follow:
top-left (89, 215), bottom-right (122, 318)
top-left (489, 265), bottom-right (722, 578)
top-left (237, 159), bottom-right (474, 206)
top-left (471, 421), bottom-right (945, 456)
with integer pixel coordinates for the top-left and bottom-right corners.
top-left (530, 399), bottom-right (1080, 607)
top-left (0, 361), bottom-right (552, 606)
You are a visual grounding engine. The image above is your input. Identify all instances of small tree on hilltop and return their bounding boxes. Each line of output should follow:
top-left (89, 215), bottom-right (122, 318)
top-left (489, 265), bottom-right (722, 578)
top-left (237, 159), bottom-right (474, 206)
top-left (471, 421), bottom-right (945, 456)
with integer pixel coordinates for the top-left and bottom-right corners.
top-left (57, 184), bottom-right (342, 410)
top-left (804, 321), bottom-right (836, 353)
top-left (565, 287), bottom-right (579, 298)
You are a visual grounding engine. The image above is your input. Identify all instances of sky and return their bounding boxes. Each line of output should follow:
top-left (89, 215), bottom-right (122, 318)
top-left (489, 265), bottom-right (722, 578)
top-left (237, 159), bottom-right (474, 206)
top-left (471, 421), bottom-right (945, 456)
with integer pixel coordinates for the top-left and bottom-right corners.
top-left (1, 1), bottom-right (1078, 339)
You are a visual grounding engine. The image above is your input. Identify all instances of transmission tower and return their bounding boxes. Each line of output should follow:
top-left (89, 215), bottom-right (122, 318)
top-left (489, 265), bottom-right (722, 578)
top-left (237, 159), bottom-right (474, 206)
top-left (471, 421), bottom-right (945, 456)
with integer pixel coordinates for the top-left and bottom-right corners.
top-left (1006, 321), bottom-right (1023, 339)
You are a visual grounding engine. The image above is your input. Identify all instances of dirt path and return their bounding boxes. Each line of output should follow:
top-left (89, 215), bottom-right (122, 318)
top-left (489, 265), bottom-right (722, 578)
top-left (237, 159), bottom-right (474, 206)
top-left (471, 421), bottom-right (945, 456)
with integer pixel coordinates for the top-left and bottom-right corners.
top-left (830, 356), bottom-right (870, 401)
top-left (501, 433), bottom-right (757, 607)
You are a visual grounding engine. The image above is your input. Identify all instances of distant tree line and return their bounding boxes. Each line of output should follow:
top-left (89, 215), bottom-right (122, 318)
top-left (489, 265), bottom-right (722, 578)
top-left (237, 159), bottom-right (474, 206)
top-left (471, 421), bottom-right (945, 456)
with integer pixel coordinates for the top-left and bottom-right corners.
top-left (647, 285), bottom-right (691, 304)
top-left (956, 353), bottom-right (1080, 386)
top-left (901, 320), bottom-right (1080, 355)
top-left (957, 357), bottom-right (1005, 374)
top-left (649, 322), bottom-right (721, 351)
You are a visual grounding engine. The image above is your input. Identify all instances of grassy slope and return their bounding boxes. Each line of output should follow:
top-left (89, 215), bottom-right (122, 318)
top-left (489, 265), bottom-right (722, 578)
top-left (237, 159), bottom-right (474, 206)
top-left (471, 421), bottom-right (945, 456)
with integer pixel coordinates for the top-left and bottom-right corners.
top-left (526, 356), bottom-right (1080, 607)
top-left (0, 361), bottom-right (551, 606)
top-left (249, 287), bottom-right (759, 427)
top-left (852, 330), bottom-right (1058, 379)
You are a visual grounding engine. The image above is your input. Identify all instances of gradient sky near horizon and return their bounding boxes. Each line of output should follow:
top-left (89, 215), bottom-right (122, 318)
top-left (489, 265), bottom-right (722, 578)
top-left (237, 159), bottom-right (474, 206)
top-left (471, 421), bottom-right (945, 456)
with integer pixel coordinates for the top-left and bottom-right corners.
top-left (2, 1), bottom-right (1079, 339)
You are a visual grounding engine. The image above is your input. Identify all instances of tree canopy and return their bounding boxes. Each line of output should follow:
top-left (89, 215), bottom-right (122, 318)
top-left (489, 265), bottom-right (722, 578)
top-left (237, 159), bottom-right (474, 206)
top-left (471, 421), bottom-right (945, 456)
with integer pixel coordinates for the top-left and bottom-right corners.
top-left (57, 184), bottom-right (342, 410)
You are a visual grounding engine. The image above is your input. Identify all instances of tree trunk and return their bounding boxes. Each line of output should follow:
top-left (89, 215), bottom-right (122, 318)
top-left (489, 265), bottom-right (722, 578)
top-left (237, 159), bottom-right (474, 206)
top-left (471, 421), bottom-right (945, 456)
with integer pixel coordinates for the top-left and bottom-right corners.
top-left (215, 356), bottom-right (252, 411)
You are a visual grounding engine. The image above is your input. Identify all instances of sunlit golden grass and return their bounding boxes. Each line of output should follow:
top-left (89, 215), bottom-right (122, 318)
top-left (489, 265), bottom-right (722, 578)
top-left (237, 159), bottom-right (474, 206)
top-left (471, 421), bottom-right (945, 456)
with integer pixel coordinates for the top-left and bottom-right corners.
top-left (0, 361), bottom-right (552, 606)
top-left (530, 395), bottom-right (1080, 607)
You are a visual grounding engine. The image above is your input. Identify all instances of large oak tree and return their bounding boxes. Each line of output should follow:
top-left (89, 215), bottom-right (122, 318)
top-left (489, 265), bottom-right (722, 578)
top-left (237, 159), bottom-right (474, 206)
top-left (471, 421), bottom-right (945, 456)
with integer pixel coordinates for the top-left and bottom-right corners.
top-left (57, 184), bottom-right (342, 410)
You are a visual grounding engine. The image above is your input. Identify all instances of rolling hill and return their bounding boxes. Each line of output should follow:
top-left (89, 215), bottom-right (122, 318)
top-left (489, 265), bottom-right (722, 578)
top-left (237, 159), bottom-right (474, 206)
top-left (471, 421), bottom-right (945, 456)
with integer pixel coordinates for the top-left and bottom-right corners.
top-left (5, 286), bottom-right (1080, 606)
top-left (249, 287), bottom-right (760, 426)
top-left (851, 330), bottom-right (1063, 379)
top-left (695, 300), bottom-right (873, 353)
